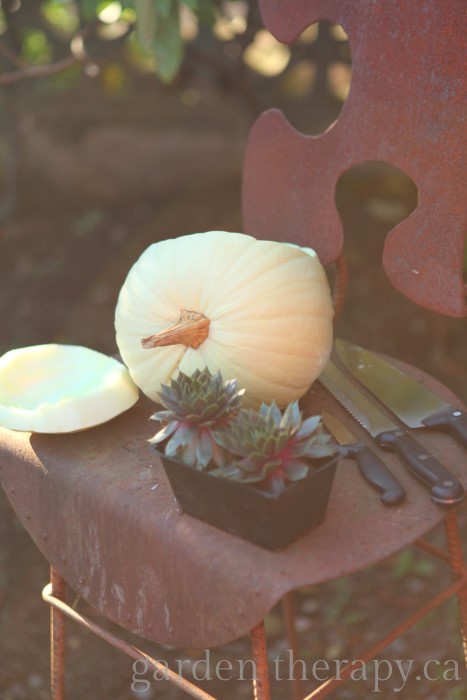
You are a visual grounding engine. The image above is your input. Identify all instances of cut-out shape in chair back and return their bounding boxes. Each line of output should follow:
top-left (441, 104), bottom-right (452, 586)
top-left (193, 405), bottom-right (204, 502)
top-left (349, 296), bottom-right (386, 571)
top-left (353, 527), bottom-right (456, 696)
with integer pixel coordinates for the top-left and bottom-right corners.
top-left (243, 0), bottom-right (466, 317)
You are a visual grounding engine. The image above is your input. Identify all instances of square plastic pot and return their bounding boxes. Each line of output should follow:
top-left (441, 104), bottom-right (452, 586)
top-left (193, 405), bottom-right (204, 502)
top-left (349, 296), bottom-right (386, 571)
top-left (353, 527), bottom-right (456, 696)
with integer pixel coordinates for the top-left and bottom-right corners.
top-left (159, 452), bottom-right (339, 550)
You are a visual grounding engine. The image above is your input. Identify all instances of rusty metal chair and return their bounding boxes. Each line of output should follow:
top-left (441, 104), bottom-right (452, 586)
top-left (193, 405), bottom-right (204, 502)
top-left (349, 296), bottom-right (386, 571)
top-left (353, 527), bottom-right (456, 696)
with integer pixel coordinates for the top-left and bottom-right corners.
top-left (1, 1), bottom-right (466, 698)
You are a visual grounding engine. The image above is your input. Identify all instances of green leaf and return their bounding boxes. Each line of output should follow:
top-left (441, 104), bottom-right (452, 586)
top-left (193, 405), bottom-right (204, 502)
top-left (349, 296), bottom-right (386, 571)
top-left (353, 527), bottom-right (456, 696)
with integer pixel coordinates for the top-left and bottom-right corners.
top-left (239, 473), bottom-right (264, 484)
top-left (42, 1), bottom-right (80, 33)
top-left (307, 443), bottom-right (335, 459)
top-left (196, 0), bottom-right (216, 25)
top-left (21, 28), bottom-right (53, 65)
top-left (81, 0), bottom-right (101, 20)
top-left (213, 464), bottom-right (243, 480)
top-left (148, 421), bottom-right (178, 444)
top-left (262, 459), bottom-right (282, 475)
top-left (283, 460), bottom-right (309, 481)
top-left (212, 443), bottom-right (230, 468)
top-left (201, 403), bottom-right (221, 419)
top-left (264, 435), bottom-right (278, 455)
top-left (211, 428), bottom-right (234, 452)
top-left (155, 0), bottom-right (174, 18)
top-left (150, 409), bottom-right (174, 421)
top-left (178, 439), bottom-right (198, 467)
top-left (391, 549), bottom-right (414, 580)
top-left (268, 474), bottom-right (286, 496)
top-left (296, 414), bottom-right (321, 439)
top-left (413, 558), bottom-right (436, 577)
top-left (165, 424), bottom-right (198, 454)
top-left (195, 430), bottom-right (213, 467)
top-left (180, 0), bottom-right (199, 10)
top-left (135, 0), bottom-right (156, 49)
top-left (259, 401), bottom-right (281, 424)
top-left (280, 401), bottom-right (300, 430)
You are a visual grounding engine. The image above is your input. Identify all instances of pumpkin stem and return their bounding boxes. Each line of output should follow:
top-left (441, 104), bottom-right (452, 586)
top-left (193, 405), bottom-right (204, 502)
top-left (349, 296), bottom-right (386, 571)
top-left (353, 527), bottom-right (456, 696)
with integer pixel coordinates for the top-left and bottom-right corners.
top-left (141, 309), bottom-right (210, 350)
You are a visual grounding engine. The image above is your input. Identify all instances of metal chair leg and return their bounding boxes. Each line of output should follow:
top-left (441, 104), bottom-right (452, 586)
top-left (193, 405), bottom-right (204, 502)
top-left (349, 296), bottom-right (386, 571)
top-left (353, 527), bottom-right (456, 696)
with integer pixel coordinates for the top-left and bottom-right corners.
top-left (282, 592), bottom-right (304, 700)
top-left (444, 509), bottom-right (467, 667)
top-left (251, 621), bottom-right (271, 700)
top-left (50, 566), bottom-right (66, 700)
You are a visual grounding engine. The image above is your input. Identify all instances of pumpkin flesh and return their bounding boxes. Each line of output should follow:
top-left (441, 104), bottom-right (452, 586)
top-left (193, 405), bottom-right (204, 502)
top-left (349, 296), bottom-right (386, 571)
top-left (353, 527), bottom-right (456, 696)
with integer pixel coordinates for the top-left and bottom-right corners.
top-left (0, 344), bottom-right (139, 433)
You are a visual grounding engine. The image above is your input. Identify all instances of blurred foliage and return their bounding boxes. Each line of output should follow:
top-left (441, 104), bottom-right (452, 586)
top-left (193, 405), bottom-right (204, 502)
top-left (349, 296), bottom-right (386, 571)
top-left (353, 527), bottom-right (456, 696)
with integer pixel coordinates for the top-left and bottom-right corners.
top-left (0, 0), bottom-right (352, 102)
top-left (134, 0), bottom-right (219, 81)
top-left (20, 26), bottom-right (53, 64)
top-left (0, 0), bottom-right (243, 82)
top-left (390, 548), bottom-right (436, 580)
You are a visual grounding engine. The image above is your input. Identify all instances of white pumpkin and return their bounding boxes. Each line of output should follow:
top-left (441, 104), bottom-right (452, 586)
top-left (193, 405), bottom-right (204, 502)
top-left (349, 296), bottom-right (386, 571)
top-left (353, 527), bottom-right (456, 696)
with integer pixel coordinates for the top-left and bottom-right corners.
top-left (115, 231), bottom-right (333, 407)
top-left (0, 344), bottom-right (139, 433)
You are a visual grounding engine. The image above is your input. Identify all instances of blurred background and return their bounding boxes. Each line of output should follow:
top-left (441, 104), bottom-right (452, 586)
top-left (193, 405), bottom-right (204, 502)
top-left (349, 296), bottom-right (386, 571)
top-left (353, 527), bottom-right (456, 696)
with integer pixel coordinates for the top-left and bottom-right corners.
top-left (0, 1), bottom-right (465, 698)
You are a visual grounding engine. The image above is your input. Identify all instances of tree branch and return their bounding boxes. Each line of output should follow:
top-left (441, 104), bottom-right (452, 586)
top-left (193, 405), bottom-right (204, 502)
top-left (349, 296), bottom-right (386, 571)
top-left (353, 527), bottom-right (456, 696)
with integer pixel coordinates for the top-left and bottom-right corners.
top-left (0, 55), bottom-right (78, 86)
top-left (0, 40), bottom-right (26, 69)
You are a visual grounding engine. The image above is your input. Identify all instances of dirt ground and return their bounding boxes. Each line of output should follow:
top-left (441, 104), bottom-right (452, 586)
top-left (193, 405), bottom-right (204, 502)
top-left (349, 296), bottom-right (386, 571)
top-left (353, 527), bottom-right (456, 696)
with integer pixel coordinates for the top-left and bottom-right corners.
top-left (0, 62), bottom-right (466, 700)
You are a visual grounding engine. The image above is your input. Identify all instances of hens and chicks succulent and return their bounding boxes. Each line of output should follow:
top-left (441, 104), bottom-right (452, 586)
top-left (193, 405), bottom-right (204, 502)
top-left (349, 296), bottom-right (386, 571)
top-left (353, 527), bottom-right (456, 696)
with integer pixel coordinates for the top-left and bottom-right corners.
top-left (150, 368), bottom-right (335, 495)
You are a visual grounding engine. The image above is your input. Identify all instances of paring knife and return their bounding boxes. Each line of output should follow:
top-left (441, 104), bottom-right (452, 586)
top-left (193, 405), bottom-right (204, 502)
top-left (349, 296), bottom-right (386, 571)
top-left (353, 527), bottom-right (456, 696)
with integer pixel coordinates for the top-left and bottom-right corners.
top-left (335, 339), bottom-right (467, 448)
top-left (322, 411), bottom-right (405, 505)
top-left (320, 360), bottom-right (465, 506)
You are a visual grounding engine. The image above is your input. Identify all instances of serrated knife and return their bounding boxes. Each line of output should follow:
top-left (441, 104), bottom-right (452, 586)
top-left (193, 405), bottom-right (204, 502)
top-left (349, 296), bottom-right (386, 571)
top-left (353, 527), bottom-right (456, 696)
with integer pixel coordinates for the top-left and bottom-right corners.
top-left (335, 339), bottom-right (467, 448)
top-left (322, 411), bottom-right (405, 505)
top-left (320, 360), bottom-right (464, 506)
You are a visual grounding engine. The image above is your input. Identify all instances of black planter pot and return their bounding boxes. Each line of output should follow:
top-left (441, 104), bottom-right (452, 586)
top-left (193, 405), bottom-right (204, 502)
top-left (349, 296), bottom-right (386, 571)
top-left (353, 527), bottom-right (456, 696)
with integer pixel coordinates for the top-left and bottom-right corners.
top-left (159, 452), bottom-right (340, 550)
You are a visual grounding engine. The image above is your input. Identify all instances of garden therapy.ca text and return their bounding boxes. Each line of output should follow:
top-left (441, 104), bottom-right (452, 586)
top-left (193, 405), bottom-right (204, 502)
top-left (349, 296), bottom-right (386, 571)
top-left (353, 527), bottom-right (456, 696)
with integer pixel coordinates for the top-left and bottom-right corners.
top-left (131, 651), bottom-right (462, 693)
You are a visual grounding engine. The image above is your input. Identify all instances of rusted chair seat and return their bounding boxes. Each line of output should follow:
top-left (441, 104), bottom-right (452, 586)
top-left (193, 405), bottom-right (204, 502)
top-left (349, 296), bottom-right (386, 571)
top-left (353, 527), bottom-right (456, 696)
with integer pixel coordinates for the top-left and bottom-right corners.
top-left (1, 0), bottom-right (467, 698)
top-left (1, 360), bottom-right (467, 698)
top-left (1, 363), bottom-right (464, 650)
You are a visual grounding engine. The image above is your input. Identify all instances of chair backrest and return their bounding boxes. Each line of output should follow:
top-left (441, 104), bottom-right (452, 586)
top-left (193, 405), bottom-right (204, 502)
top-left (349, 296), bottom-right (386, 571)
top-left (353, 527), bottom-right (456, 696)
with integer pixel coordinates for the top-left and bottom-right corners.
top-left (242, 0), bottom-right (466, 318)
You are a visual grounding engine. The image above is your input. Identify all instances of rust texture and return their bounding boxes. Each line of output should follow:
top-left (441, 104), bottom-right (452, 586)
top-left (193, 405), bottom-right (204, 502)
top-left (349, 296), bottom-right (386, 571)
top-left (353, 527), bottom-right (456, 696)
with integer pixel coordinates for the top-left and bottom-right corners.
top-left (444, 510), bottom-right (467, 664)
top-left (243, 0), bottom-right (466, 317)
top-left (331, 253), bottom-right (348, 320)
top-left (250, 621), bottom-right (271, 700)
top-left (415, 538), bottom-right (452, 564)
top-left (302, 576), bottom-right (467, 698)
top-left (1, 360), bottom-right (466, 649)
top-left (42, 583), bottom-right (217, 700)
top-left (41, 556), bottom-right (467, 699)
top-left (50, 566), bottom-right (66, 700)
top-left (281, 592), bottom-right (303, 700)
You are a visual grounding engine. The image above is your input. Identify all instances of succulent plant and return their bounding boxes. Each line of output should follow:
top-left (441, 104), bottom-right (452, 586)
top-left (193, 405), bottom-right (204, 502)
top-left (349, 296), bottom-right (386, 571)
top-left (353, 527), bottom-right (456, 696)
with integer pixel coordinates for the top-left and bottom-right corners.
top-left (149, 367), bottom-right (244, 469)
top-left (212, 401), bottom-right (336, 495)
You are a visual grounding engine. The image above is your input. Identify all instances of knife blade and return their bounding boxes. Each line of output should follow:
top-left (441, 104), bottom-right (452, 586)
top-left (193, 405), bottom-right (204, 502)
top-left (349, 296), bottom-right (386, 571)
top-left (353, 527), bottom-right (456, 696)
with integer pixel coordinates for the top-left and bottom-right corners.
top-left (320, 360), bottom-right (464, 506)
top-left (335, 339), bottom-right (467, 448)
top-left (322, 411), bottom-right (405, 505)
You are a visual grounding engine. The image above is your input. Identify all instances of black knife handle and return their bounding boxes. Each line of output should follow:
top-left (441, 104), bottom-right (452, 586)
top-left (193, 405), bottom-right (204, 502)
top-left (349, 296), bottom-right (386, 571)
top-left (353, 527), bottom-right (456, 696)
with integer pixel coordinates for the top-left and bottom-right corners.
top-left (376, 430), bottom-right (464, 507)
top-left (345, 443), bottom-right (405, 505)
top-left (422, 407), bottom-right (467, 449)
